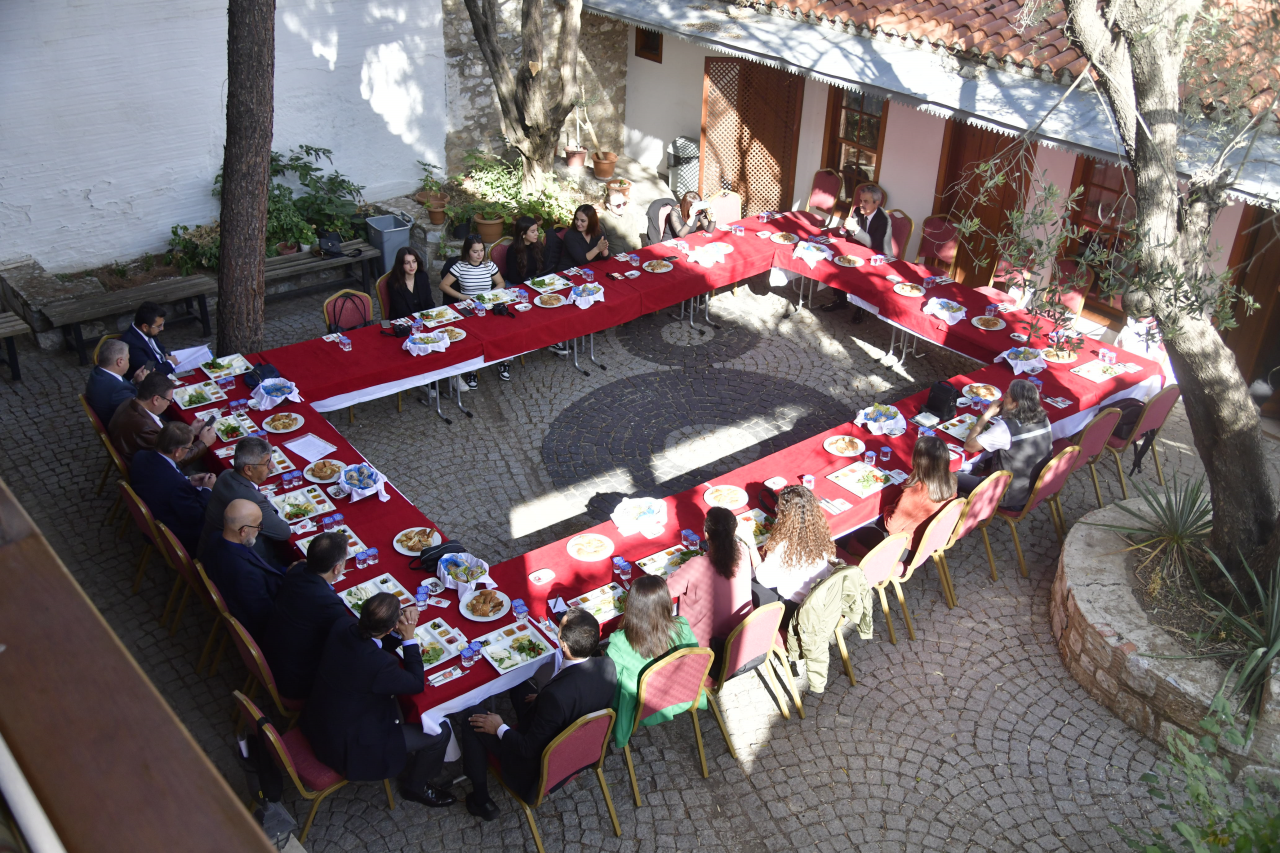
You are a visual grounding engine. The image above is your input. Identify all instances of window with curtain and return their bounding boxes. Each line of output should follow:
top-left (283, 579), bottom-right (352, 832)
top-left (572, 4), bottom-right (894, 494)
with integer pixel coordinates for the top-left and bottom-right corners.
top-left (823, 90), bottom-right (886, 198)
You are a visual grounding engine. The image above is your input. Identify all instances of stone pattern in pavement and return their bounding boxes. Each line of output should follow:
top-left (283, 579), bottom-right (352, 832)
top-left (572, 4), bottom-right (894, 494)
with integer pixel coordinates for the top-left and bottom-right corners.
top-left (6, 279), bottom-right (1280, 853)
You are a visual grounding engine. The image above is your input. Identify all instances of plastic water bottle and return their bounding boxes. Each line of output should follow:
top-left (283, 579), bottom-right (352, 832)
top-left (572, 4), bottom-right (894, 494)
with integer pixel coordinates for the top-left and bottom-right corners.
top-left (416, 581), bottom-right (430, 608)
top-left (367, 547), bottom-right (379, 566)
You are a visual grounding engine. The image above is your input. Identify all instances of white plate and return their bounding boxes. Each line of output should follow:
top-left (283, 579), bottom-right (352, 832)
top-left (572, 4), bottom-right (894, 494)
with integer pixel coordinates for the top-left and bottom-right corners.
top-left (213, 414), bottom-right (254, 443)
top-left (269, 485), bottom-right (335, 523)
top-left (703, 485), bottom-right (748, 510)
top-left (704, 242), bottom-right (734, 253)
top-left (417, 306), bottom-right (463, 327)
top-left (297, 525), bottom-right (368, 561)
top-left (460, 589), bottom-right (512, 622)
top-left (823, 435), bottom-right (866, 457)
top-left (764, 476), bottom-right (788, 491)
top-left (529, 568), bottom-right (556, 585)
top-left (642, 260), bottom-right (673, 273)
top-left (566, 533), bottom-right (614, 562)
top-left (302, 458), bottom-right (345, 484)
top-left (438, 326), bottom-right (467, 343)
top-left (414, 618), bottom-right (469, 669)
top-left (736, 508), bottom-right (776, 549)
top-left (266, 446), bottom-right (295, 476)
top-left (886, 274), bottom-right (905, 283)
top-left (893, 283), bottom-right (926, 298)
top-left (338, 573), bottom-right (415, 615)
top-left (834, 255), bottom-right (864, 268)
top-left (173, 381), bottom-right (227, 410)
top-left (199, 353), bottom-right (253, 381)
top-left (962, 383), bottom-right (1003, 402)
top-left (392, 526), bottom-right (442, 556)
top-left (527, 274), bottom-right (572, 293)
top-left (477, 622), bottom-right (553, 672)
top-left (534, 293), bottom-right (569, 308)
top-left (262, 412), bottom-right (305, 434)
top-left (971, 316), bottom-right (1007, 331)
top-left (769, 232), bottom-right (800, 244)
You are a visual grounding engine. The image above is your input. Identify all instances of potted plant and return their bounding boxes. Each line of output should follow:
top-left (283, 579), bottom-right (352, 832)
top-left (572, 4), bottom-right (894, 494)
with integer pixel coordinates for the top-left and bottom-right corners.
top-left (472, 204), bottom-right (508, 243)
top-left (266, 185), bottom-right (317, 257)
top-left (414, 161), bottom-right (448, 206)
top-left (605, 177), bottom-right (632, 200)
top-left (592, 151), bottom-right (618, 180)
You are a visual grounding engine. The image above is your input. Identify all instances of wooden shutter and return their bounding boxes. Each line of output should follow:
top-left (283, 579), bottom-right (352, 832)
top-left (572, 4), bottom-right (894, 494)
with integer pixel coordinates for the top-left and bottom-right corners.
top-left (700, 57), bottom-right (804, 215)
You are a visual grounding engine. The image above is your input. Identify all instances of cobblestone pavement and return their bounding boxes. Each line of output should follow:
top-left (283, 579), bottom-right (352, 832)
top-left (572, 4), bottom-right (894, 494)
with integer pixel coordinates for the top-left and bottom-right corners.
top-left (7, 279), bottom-right (1280, 853)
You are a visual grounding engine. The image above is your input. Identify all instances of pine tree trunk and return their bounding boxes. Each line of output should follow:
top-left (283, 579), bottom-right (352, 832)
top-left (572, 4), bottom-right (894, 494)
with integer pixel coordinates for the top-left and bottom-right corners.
top-left (217, 0), bottom-right (274, 356)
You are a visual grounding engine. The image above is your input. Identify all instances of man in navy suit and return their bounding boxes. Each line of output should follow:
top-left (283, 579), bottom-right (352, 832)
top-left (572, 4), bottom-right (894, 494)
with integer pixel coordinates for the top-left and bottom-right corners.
top-left (121, 301), bottom-right (178, 380)
top-left (261, 531), bottom-right (354, 702)
top-left (302, 594), bottom-right (456, 809)
top-left (130, 422), bottom-right (215, 554)
top-left (207, 499), bottom-right (288, 641)
top-left (84, 338), bottom-right (150, 425)
top-left (456, 607), bottom-right (617, 820)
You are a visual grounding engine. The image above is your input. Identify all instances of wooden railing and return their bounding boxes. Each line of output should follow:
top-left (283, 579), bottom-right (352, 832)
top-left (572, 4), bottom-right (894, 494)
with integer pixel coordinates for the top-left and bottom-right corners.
top-left (0, 478), bottom-right (274, 853)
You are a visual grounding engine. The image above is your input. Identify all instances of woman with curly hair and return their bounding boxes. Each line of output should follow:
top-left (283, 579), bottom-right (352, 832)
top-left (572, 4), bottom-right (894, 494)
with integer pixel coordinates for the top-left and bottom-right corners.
top-left (752, 485), bottom-right (836, 622)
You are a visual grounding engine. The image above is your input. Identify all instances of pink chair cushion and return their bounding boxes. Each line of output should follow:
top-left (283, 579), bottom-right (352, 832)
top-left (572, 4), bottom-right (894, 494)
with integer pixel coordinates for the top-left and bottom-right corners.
top-left (720, 605), bottom-right (785, 678)
top-left (707, 193), bottom-right (741, 224)
top-left (541, 712), bottom-right (611, 798)
top-left (808, 172), bottom-right (841, 214)
top-left (954, 472), bottom-right (1010, 540)
top-left (919, 216), bottom-right (958, 264)
top-left (908, 499), bottom-right (965, 570)
top-left (490, 242), bottom-right (509, 272)
top-left (859, 540), bottom-right (902, 586)
top-left (1074, 409), bottom-right (1122, 467)
top-left (280, 729), bottom-right (344, 792)
top-left (637, 651), bottom-right (710, 721)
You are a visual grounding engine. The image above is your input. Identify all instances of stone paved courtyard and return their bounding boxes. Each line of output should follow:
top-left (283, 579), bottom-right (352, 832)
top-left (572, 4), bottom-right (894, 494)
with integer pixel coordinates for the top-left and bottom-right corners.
top-left (7, 276), bottom-right (1280, 853)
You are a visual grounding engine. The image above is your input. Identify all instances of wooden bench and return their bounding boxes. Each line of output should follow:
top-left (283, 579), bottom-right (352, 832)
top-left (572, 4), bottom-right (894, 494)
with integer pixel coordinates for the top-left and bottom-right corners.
top-left (0, 312), bottom-right (30, 381)
top-left (264, 239), bottom-right (380, 294)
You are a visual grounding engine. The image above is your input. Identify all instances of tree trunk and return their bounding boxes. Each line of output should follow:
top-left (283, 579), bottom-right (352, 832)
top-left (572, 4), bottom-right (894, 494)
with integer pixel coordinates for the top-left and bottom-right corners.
top-left (217, 0), bottom-right (274, 356)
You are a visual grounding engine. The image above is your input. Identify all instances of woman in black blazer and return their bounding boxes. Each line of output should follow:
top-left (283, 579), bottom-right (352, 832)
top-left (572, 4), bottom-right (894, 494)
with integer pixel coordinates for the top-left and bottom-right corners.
top-left (385, 247), bottom-right (435, 320)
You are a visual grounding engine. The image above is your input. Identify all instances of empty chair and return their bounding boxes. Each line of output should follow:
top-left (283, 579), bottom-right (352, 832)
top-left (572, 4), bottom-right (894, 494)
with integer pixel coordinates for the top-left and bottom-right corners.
top-left (119, 480), bottom-right (160, 593)
top-left (226, 613), bottom-right (305, 727)
top-left (1050, 407), bottom-right (1122, 508)
top-left (795, 168), bottom-right (842, 227)
top-left (233, 690), bottom-right (395, 843)
top-left (322, 289), bottom-right (372, 334)
top-left (916, 215), bottom-right (960, 276)
top-left (486, 235), bottom-right (513, 271)
top-left (935, 470), bottom-right (1012, 599)
top-left (706, 602), bottom-right (803, 731)
top-left (995, 446), bottom-right (1081, 576)
top-left (1104, 384), bottom-right (1181, 498)
top-left (621, 646), bottom-right (730, 806)
top-left (890, 498), bottom-right (966, 627)
top-left (788, 561), bottom-right (882, 692)
top-left (886, 209), bottom-right (914, 259)
top-left (489, 709), bottom-right (622, 853)
top-left (853, 532), bottom-right (913, 646)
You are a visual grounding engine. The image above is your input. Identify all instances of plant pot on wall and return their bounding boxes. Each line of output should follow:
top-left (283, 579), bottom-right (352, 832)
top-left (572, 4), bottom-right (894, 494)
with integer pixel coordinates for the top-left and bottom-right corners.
top-left (427, 204), bottom-right (447, 226)
top-left (605, 177), bottom-right (631, 199)
top-left (472, 214), bottom-right (506, 244)
top-left (565, 148), bottom-right (587, 170)
top-left (592, 151), bottom-right (618, 179)
top-left (276, 242), bottom-right (300, 255)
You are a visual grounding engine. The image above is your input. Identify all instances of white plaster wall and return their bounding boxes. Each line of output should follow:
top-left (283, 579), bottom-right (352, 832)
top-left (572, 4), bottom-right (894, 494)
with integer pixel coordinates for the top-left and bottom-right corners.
top-left (1208, 202), bottom-right (1246, 274)
top-left (622, 31), bottom-right (717, 176)
top-left (790, 78), bottom-right (830, 211)
top-left (0, 0), bottom-right (446, 274)
top-left (875, 106), bottom-right (947, 260)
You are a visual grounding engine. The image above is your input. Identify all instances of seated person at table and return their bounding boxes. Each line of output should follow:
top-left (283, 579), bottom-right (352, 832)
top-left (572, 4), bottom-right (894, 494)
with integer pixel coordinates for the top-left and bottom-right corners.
top-left (561, 204), bottom-right (610, 268)
top-left (121, 301), bottom-right (179, 379)
top-left (85, 338), bottom-right (150, 425)
top-left (439, 234), bottom-right (512, 387)
top-left (109, 372), bottom-right (214, 465)
top-left (456, 607), bottom-right (615, 820)
top-left (666, 506), bottom-right (757, 649)
top-left (261, 531), bottom-right (354, 702)
top-left (847, 435), bottom-right (957, 556)
top-left (130, 422), bottom-right (216, 553)
top-left (822, 184), bottom-right (891, 317)
top-left (302, 594), bottom-right (455, 809)
top-left (385, 246), bottom-right (436, 320)
top-left (207, 499), bottom-right (289, 640)
top-left (600, 190), bottom-right (646, 254)
top-left (752, 485), bottom-right (836, 626)
top-left (505, 216), bottom-right (551, 284)
top-left (198, 437), bottom-right (290, 568)
top-left (607, 575), bottom-right (702, 749)
top-left (667, 191), bottom-right (716, 239)
top-left (957, 378), bottom-right (1052, 511)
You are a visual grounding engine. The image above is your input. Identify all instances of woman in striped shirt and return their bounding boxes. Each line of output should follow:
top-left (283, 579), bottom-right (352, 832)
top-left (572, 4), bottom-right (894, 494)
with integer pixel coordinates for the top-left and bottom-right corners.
top-left (440, 234), bottom-right (512, 386)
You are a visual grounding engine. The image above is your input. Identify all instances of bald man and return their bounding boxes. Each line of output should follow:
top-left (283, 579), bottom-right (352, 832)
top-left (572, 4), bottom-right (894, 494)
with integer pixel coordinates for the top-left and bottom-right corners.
top-left (207, 498), bottom-right (289, 640)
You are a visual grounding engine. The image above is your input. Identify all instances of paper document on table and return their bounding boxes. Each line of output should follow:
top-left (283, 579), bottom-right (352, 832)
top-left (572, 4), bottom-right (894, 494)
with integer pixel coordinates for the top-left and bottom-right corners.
top-left (172, 345), bottom-right (212, 373)
top-left (548, 597), bottom-right (568, 613)
top-left (283, 433), bottom-right (338, 463)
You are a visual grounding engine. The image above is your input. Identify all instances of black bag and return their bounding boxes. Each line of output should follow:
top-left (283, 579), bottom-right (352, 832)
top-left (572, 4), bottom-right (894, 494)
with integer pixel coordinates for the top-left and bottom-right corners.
top-left (243, 362), bottom-right (281, 390)
top-left (757, 487), bottom-right (778, 515)
top-left (1110, 398), bottom-right (1146, 440)
top-left (318, 231), bottom-right (361, 258)
top-left (923, 381), bottom-right (960, 421)
top-left (408, 540), bottom-right (468, 573)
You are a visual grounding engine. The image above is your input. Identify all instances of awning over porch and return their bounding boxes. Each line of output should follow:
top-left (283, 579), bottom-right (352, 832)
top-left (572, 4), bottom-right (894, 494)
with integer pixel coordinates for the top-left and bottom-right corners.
top-left (585, 0), bottom-right (1280, 208)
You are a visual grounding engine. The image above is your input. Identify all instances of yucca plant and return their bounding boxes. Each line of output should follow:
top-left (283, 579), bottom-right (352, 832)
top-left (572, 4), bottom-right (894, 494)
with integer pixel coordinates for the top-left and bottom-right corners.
top-left (1087, 475), bottom-right (1213, 595)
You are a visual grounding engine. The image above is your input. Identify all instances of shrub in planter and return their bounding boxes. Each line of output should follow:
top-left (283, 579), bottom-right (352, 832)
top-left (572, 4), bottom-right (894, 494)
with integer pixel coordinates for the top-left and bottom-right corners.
top-left (169, 223), bottom-right (221, 274)
top-left (266, 184), bottom-right (318, 257)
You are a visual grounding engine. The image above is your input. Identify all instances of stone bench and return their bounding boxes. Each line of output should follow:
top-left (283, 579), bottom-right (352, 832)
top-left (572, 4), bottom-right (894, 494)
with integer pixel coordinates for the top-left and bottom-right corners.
top-left (0, 312), bottom-right (31, 381)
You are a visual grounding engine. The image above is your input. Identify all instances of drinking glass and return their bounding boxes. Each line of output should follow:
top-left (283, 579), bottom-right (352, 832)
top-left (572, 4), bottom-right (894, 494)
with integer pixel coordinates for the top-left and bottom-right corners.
top-left (880, 446), bottom-right (892, 463)
top-left (582, 269), bottom-right (594, 282)
top-left (514, 604), bottom-right (529, 625)
top-left (757, 213), bottom-right (768, 223)
top-left (629, 254), bottom-right (640, 267)
top-left (617, 561), bottom-right (632, 584)
top-left (986, 305), bottom-right (998, 317)
top-left (461, 644), bottom-right (477, 668)
top-left (517, 288), bottom-right (529, 304)
top-left (367, 547), bottom-right (379, 566)
top-left (1028, 376), bottom-right (1044, 390)
top-left (801, 474), bottom-right (815, 490)
top-left (355, 551), bottom-right (369, 570)
top-left (864, 451), bottom-right (877, 467)
top-left (681, 529), bottom-right (699, 551)
top-left (338, 336), bottom-right (352, 352)
top-left (322, 515), bottom-right (336, 532)
top-left (920, 427), bottom-right (937, 438)
top-left (473, 302), bottom-right (486, 317)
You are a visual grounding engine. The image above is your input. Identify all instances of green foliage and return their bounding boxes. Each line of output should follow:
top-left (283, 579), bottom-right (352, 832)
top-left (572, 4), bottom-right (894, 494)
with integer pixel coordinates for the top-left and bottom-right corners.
top-left (141, 252), bottom-right (155, 272)
top-left (1087, 475), bottom-right (1213, 594)
top-left (1119, 694), bottom-right (1279, 852)
top-left (417, 161), bottom-right (446, 195)
top-left (445, 149), bottom-right (582, 233)
top-left (169, 223), bottom-right (221, 275)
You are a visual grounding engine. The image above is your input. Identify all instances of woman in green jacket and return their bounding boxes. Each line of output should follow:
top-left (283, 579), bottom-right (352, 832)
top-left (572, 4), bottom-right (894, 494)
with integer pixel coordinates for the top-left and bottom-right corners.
top-left (606, 575), bottom-right (705, 748)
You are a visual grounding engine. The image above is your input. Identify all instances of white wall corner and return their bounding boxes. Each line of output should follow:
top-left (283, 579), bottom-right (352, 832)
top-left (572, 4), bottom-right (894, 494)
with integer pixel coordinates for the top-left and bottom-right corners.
top-left (876, 105), bottom-right (947, 261)
top-left (791, 78), bottom-right (830, 210)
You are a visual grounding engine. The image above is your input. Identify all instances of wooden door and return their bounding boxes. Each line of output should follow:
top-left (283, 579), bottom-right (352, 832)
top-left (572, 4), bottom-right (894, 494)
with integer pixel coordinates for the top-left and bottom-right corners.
top-left (1224, 206), bottom-right (1280, 399)
top-left (935, 122), bottom-right (1029, 286)
top-left (700, 57), bottom-right (805, 216)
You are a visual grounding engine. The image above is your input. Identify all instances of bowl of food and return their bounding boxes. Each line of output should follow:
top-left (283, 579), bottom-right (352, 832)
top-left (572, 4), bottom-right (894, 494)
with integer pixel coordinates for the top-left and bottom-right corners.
top-left (437, 552), bottom-right (491, 593)
top-left (259, 378), bottom-right (294, 398)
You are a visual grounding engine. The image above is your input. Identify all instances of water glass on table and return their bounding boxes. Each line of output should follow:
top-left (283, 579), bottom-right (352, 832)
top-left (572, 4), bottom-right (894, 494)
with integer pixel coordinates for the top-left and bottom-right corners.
top-left (582, 269), bottom-right (595, 282)
top-left (617, 560), bottom-right (632, 584)
top-left (880, 446), bottom-right (892, 463)
top-left (1028, 376), bottom-right (1044, 391)
top-left (681, 528), bottom-right (700, 552)
top-left (355, 551), bottom-right (369, 570)
top-left (628, 254), bottom-right (640, 267)
top-left (322, 515), bottom-right (336, 532)
top-left (367, 547), bottom-right (379, 566)
top-left (864, 451), bottom-right (878, 467)
top-left (338, 336), bottom-right (352, 352)
top-left (801, 474), bottom-right (815, 490)
top-left (513, 603), bottom-right (529, 624)
top-left (985, 305), bottom-right (999, 317)
top-left (461, 643), bottom-right (477, 668)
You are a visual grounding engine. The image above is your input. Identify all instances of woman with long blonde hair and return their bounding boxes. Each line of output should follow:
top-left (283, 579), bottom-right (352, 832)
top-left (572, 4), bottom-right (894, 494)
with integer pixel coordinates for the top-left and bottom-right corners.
top-left (753, 486), bottom-right (836, 620)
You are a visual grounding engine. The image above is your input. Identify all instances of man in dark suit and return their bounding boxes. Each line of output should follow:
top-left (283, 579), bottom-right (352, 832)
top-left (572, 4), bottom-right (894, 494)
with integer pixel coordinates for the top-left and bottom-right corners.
top-left (301, 594), bottom-right (455, 808)
top-left (130, 422), bottom-right (215, 553)
top-left (121, 301), bottom-right (178, 380)
top-left (261, 531), bottom-right (354, 702)
top-left (84, 338), bottom-right (150, 425)
top-left (456, 607), bottom-right (617, 820)
top-left (823, 183), bottom-right (892, 322)
top-left (198, 437), bottom-right (290, 568)
top-left (207, 499), bottom-right (288, 640)
top-left (109, 373), bottom-right (215, 465)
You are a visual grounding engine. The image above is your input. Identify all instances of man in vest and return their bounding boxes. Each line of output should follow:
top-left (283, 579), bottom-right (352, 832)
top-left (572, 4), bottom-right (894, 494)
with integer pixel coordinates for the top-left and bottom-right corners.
top-left (957, 378), bottom-right (1053, 510)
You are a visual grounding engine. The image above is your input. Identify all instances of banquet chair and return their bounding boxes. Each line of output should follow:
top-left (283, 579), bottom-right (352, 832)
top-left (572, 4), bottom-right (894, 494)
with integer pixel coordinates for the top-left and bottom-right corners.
top-left (195, 561), bottom-right (232, 676)
top-left (886, 209), bottom-right (914, 260)
top-left (233, 690), bottom-right (395, 844)
top-left (151, 521), bottom-right (189, 630)
top-left (1050, 407), bottom-right (1122, 508)
top-left (643, 198), bottom-right (674, 245)
top-left (488, 709), bottom-right (621, 853)
top-left (788, 560), bottom-right (891, 691)
top-left (936, 470), bottom-right (1012, 595)
top-left (79, 394), bottom-right (115, 497)
top-left (321, 289), bottom-right (374, 423)
top-left (486, 236), bottom-right (512, 271)
top-left (852, 532), bottom-right (913, 646)
top-left (851, 182), bottom-right (888, 211)
top-left (1103, 384), bottom-right (1181, 499)
top-left (706, 602), bottom-right (803, 732)
top-left (887, 498), bottom-right (966, 632)
top-left (989, 258), bottom-right (1032, 305)
top-left (995, 446), bottom-right (1081, 576)
top-left (226, 614), bottom-right (304, 728)
top-left (796, 168), bottom-right (842, 227)
top-left (91, 333), bottom-right (122, 365)
top-left (118, 480), bottom-right (160, 594)
top-left (916, 215), bottom-right (960, 276)
top-left (374, 272), bottom-right (391, 319)
top-left (622, 646), bottom-right (728, 806)
top-left (707, 189), bottom-right (742, 225)
top-left (154, 522), bottom-right (216, 639)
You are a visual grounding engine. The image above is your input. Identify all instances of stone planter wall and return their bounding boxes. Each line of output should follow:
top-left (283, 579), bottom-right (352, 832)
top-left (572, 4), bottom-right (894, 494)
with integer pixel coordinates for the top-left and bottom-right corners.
top-left (1052, 502), bottom-right (1280, 781)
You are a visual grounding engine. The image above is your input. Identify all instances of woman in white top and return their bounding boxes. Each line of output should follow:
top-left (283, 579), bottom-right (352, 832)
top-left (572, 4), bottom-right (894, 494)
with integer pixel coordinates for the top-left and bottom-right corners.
top-left (439, 234), bottom-right (512, 387)
top-left (753, 485), bottom-right (836, 629)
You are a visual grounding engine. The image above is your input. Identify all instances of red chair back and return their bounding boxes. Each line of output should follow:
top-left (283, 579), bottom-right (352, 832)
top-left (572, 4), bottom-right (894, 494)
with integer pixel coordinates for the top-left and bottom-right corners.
top-left (907, 498), bottom-right (966, 572)
top-left (156, 523), bottom-right (213, 607)
top-left (535, 709), bottom-right (616, 805)
top-left (374, 273), bottom-right (391, 319)
top-left (715, 601), bottom-right (783, 690)
top-left (857, 531), bottom-right (911, 586)
top-left (1130, 384), bottom-right (1181, 441)
top-left (1022, 447), bottom-right (1080, 515)
top-left (917, 215), bottom-right (960, 271)
top-left (887, 209), bottom-right (913, 259)
top-left (1072, 408), bottom-right (1122, 470)
top-left (322, 289), bottom-right (372, 332)
top-left (102, 434), bottom-right (129, 479)
top-left (633, 647), bottom-right (714, 734)
top-left (487, 236), bottom-right (512, 273)
top-left (119, 480), bottom-right (157, 544)
top-left (196, 561), bottom-right (231, 619)
top-left (806, 169), bottom-right (841, 216)
top-left (226, 615), bottom-right (285, 698)
top-left (79, 393), bottom-right (108, 437)
top-left (951, 470), bottom-right (1012, 544)
top-left (707, 190), bottom-right (742, 225)
top-left (233, 691), bottom-right (337, 795)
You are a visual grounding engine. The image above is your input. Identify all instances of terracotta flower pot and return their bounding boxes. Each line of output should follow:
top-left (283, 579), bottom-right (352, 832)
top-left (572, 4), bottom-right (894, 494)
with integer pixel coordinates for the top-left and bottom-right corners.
top-left (592, 151), bottom-right (618, 179)
top-left (472, 214), bottom-right (506, 244)
top-left (428, 205), bottom-right (446, 225)
top-left (606, 177), bottom-right (631, 199)
top-left (565, 148), bottom-right (587, 170)
top-left (276, 242), bottom-right (300, 255)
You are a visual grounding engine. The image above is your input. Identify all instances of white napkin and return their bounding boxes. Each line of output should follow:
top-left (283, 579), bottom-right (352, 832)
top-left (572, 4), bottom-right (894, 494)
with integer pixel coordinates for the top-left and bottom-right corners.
top-left (334, 464), bottom-right (390, 503)
top-left (610, 497), bottom-right (668, 539)
top-left (402, 332), bottom-right (451, 357)
top-left (922, 297), bottom-right (967, 326)
top-left (437, 552), bottom-right (497, 600)
top-left (250, 378), bottom-right (304, 411)
top-left (568, 285), bottom-right (605, 310)
top-left (854, 407), bottom-right (907, 436)
top-left (683, 244), bottom-right (730, 268)
top-left (792, 241), bottom-right (834, 270)
top-left (996, 347), bottom-right (1048, 375)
